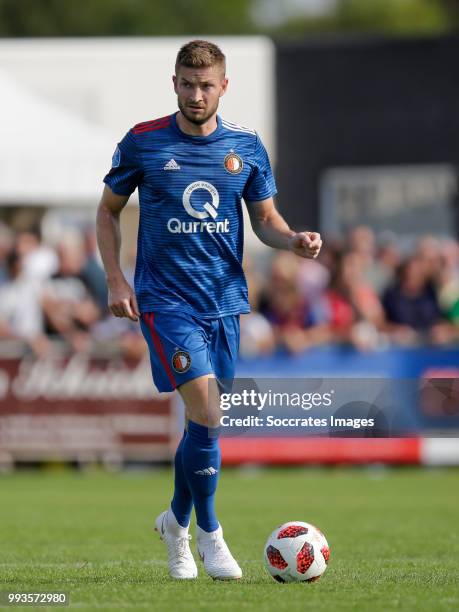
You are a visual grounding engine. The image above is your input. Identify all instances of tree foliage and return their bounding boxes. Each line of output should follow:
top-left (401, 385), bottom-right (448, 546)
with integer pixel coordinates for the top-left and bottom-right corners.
top-left (276, 0), bottom-right (459, 37)
top-left (0, 0), bottom-right (458, 37)
top-left (0, 0), bottom-right (255, 37)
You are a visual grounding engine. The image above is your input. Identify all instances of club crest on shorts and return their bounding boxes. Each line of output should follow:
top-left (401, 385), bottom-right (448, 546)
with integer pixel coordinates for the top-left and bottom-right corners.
top-left (171, 350), bottom-right (191, 373)
top-left (224, 152), bottom-right (243, 174)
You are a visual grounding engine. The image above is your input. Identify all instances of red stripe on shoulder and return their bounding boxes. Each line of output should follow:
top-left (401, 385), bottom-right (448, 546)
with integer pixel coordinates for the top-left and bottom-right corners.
top-left (134, 115), bottom-right (170, 129)
top-left (132, 115), bottom-right (171, 133)
top-left (132, 122), bottom-right (171, 135)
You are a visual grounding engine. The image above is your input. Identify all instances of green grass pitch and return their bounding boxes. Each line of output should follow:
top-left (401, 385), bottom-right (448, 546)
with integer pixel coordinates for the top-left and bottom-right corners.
top-left (1, 467), bottom-right (458, 611)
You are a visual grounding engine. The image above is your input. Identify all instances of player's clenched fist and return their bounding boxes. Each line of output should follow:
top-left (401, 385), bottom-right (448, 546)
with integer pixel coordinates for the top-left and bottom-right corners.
top-left (288, 232), bottom-right (322, 259)
top-left (108, 279), bottom-right (140, 321)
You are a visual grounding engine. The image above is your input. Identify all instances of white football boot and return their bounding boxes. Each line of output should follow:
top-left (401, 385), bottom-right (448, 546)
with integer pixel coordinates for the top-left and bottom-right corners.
top-left (155, 509), bottom-right (198, 579)
top-left (196, 524), bottom-right (242, 580)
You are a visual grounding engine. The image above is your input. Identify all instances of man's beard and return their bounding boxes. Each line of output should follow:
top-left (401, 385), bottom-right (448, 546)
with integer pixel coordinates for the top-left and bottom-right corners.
top-left (177, 98), bottom-right (219, 126)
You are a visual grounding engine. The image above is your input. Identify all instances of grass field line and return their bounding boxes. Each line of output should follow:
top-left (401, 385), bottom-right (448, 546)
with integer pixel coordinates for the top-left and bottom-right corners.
top-left (0, 560), bottom-right (262, 568)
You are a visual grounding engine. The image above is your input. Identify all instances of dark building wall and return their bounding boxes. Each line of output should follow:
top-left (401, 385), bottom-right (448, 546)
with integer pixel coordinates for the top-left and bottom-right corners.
top-left (275, 35), bottom-right (459, 232)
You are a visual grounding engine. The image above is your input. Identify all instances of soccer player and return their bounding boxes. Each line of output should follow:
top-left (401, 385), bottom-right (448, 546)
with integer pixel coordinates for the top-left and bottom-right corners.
top-left (96, 40), bottom-right (322, 581)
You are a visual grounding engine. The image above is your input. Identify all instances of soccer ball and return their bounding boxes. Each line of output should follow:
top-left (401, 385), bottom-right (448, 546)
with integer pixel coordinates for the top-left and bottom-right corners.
top-left (264, 521), bottom-right (330, 583)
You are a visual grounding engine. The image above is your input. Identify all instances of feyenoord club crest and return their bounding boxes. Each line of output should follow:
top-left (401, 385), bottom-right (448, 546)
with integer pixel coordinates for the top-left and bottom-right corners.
top-left (224, 152), bottom-right (243, 174)
top-left (171, 350), bottom-right (192, 373)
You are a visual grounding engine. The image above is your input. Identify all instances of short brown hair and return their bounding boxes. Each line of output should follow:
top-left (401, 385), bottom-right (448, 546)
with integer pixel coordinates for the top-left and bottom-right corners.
top-left (175, 40), bottom-right (226, 75)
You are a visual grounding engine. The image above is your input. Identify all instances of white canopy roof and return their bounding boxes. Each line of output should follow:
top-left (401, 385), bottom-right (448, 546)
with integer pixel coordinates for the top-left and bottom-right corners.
top-left (0, 70), bottom-right (115, 205)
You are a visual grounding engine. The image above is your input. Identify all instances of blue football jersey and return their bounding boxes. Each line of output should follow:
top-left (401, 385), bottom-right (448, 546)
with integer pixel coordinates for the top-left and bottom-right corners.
top-left (103, 113), bottom-right (277, 318)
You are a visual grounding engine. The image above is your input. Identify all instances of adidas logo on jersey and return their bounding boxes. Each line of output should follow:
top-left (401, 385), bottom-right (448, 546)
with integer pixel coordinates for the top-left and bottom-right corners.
top-left (164, 158), bottom-right (180, 170)
top-left (194, 467), bottom-right (218, 476)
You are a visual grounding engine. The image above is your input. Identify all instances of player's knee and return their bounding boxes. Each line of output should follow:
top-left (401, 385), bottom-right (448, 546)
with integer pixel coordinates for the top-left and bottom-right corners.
top-left (179, 375), bottom-right (222, 428)
top-left (186, 402), bottom-right (221, 429)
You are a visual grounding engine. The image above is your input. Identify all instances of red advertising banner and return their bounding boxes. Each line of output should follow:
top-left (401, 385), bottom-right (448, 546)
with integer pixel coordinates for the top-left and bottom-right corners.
top-left (220, 437), bottom-right (421, 465)
top-left (0, 355), bottom-right (175, 465)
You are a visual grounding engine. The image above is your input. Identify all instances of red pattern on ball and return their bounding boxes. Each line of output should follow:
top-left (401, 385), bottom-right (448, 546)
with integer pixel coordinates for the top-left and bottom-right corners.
top-left (266, 545), bottom-right (288, 569)
top-left (296, 542), bottom-right (315, 574)
top-left (321, 545), bottom-right (330, 564)
top-left (277, 525), bottom-right (309, 539)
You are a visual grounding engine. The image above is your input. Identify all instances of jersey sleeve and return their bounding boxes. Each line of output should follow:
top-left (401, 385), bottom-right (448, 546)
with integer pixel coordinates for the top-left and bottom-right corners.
top-left (103, 130), bottom-right (143, 196)
top-left (242, 134), bottom-right (277, 203)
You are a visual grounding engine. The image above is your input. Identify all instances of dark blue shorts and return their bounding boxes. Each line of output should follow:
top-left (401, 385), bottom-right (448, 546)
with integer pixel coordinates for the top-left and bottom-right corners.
top-left (140, 311), bottom-right (240, 393)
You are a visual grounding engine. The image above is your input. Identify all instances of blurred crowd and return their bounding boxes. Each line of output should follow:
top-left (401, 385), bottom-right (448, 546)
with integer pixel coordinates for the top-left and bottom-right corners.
top-left (0, 222), bottom-right (143, 359)
top-left (1, 222), bottom-right (459, 359)
top-left (241, 226), bottom-right (459, 356)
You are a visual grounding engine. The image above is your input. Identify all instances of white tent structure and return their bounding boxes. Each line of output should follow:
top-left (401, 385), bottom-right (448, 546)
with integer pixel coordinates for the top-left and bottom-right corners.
top-left (0, 70), bottom-right (114, 205)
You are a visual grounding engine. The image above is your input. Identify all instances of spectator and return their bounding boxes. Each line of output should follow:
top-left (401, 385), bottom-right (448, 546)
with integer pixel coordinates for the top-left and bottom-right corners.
top-left (297, 257), bottom-right (330, 300)
top-left (41, 235), bottom-right (100, 351)
top-left (347, 225), bottom-right (390, 295)
top-left (0, 249), bottom-right (50, 356)
top-left (259, 252), bottom-right (328, 354)
top-left (15, 226), bottom-right (58, 284)
top-left (375, 240), bottom-right (402, 293)
top-left (415, 234), bottom-right (443, 280)
top-left (382, 256), bottom-right (455, 345)
top-left (324, 252), bottom-right (385, 350)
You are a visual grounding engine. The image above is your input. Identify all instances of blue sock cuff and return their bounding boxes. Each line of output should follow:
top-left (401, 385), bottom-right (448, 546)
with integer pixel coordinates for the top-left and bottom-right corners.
top-left (187, 420), bottom-right (220, 445)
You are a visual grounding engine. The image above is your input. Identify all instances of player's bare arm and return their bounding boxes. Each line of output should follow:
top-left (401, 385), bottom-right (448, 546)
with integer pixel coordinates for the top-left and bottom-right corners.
top-left (96, 185), bottom-right (140, 321)
top-left (247, 197), bottom-right (322, 259)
